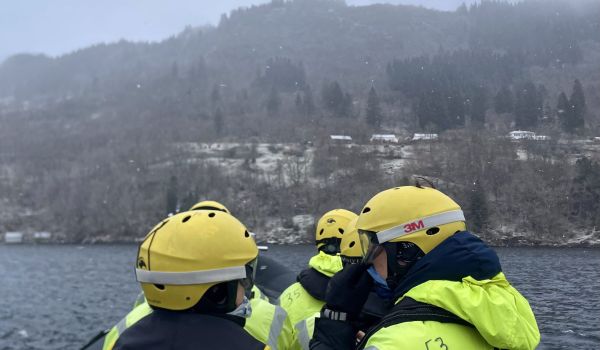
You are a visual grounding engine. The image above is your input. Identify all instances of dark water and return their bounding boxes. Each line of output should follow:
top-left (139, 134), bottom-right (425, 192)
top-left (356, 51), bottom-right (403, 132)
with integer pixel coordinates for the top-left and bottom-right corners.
top-left (0, 245), bottom-right (598, 350)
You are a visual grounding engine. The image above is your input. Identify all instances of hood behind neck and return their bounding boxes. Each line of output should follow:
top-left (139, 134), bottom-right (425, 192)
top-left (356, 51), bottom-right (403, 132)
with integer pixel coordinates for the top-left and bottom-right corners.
top-left (394, 231), bottom-right (502, 298)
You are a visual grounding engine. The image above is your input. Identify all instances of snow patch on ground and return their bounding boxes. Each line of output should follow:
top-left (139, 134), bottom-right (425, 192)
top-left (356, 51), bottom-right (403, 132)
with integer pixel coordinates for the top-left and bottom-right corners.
top-left (566, 230), bottom-right (600, 246)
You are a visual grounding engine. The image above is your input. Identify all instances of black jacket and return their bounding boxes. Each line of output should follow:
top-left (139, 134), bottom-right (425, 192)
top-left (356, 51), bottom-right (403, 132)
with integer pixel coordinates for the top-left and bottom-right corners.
top-left (114, 309), bottom-right (265, 350)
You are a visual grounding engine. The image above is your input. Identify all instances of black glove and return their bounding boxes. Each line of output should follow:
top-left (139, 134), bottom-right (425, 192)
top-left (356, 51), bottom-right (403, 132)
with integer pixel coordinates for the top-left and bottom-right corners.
top-left (323, 263), bottom-right (373, 320)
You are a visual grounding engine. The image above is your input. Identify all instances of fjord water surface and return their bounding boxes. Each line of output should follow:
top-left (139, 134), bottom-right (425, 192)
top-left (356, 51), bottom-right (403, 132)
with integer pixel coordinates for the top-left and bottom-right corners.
top-left (0, 245), bottom-right (598, 350)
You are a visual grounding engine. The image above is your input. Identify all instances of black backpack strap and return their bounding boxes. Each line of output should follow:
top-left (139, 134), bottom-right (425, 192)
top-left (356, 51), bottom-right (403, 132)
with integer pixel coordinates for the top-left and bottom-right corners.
top-left (382, 297), bottom-right (473, 327)
top-left (357, 297), bottom-right (473, 350)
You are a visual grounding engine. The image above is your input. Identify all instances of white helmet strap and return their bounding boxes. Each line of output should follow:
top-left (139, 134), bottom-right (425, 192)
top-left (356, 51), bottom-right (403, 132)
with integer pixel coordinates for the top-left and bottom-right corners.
top-left (376, 210), bottom-right (465, 244)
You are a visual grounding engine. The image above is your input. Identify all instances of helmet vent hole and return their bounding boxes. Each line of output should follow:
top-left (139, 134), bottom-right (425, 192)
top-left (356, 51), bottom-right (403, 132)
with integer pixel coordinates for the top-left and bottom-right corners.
top-left (244, 230), bottom-right (250, 238)
top-left (186, 297), bottom-right (191, 301)
top-left (338, 228), bottom-right (344, 234)
top-left (362, 207), bottom-right (371, 214)
top-left (154, 284), bottom-right (165, 290)
top-left (182, 215), bottom-right (191, 223)
top-left (426, 227), bottom-right (440, 235)
top-left (349, 241), bottom-right (355, 247)
top-left (208, 212), bottom-right (216, 218)
top-left (319, 229), bottom-right (324, 235)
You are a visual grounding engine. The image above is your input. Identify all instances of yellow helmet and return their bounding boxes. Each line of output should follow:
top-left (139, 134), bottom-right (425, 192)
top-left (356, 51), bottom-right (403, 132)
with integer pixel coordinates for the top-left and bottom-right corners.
top-left (340, 216), bottom-right (362, 265)
top-left (136, 210), bottom-right (258, 311)
top-left (357, 186), bottom-right (466, 288)
top-left (189, 200), bottom-right (230, 213)
top-left (315, 209), bottom-right (358, 255)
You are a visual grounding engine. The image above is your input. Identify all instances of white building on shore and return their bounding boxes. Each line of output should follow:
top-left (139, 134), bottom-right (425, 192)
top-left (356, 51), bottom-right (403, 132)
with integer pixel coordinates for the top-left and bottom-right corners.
top-left (508, 131), bottom-right (551, 141)
top-left (329, 135), bottom-right (352, 142)
top-left (412, 133), bottom-right (438, 141)
top-left (4, 232), bottom-right (24, 244)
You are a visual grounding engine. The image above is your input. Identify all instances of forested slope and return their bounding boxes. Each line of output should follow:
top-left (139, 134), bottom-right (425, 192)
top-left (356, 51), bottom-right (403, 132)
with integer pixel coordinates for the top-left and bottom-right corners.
top-left (0, 0), bottom-right (599, 243)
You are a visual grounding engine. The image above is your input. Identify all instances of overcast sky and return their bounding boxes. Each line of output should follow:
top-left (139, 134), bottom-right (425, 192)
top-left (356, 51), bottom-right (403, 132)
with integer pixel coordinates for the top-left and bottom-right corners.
top-left (0, 0), bottom-right (476, 62)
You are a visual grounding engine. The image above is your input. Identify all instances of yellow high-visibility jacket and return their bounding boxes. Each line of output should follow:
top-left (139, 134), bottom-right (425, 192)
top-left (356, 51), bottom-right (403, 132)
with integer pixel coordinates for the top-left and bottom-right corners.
top-left (279, 251), bottom-right (343, 350)
top-left (361, 273), bottom-right (540, 350)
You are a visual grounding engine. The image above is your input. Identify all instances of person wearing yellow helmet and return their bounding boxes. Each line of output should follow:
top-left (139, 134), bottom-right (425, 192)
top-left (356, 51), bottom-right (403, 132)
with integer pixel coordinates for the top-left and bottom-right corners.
top-left (311, 185), bottom-right (540, 350)
top-left (108, 210), bottom-right (268, 350)
top-left (315, 209), bottom-right (355, 255)
top-left (127, 200), bottom-right (234, 310)
top-left (279, 209), bottom-right (357, 350)
top-left (338, 216), bottom-right (389, 336)
top-left (188, 200), bottom-right (270, 302)
top-left (127, 200), bottom-right (230, 309)
top-left (339, 216), bottom-right (362, 266)
top-left (103, 205), bottom-right (292, 350)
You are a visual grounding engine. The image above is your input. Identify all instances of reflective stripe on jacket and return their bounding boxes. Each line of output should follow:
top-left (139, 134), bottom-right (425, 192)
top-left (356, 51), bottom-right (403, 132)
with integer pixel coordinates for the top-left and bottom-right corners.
top-left (279, 252), bottom-right (342, 350)
top-left (102, 302), bottom-right (153, 350)
top-left (104, 286), bottom-right (278, 350)
top-left (245, 297), bottom-right (294, 350)
top-left (112, 308), bottom-right (267, 350)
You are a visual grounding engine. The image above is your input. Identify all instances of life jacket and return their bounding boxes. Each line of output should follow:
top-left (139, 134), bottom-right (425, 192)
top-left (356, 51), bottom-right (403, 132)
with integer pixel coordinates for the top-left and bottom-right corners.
top-left (358, 232), bottom-right (540, 350)
top-left (112, 309), bottom-right (267, 350)
top-left (357, 297), bottom-right (475, 350)
top-left (278, 252), bottom-right (342, 350)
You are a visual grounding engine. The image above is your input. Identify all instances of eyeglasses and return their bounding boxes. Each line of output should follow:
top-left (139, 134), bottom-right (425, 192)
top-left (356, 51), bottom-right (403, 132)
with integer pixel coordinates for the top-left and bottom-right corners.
top-left (358, 229), bottom-right (385, 264)
top-left (239, 258), bottom-right (257, 291)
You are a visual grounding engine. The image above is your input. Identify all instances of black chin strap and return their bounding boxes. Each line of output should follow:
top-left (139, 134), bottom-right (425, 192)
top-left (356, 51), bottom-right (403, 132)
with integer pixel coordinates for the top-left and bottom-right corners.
top-left (383, 242), bottom-right (424, 291)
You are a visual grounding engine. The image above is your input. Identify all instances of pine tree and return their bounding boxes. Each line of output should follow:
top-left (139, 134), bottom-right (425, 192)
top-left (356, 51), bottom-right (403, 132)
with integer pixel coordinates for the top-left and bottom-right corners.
top-left (494, 86), bottom-right (514, 114)
top-left (446, 91), bottom-right (466, 128)
top-left (514, 82), bottom-right (540, 129)
top-left (341, 93), bottom-right (353, 118)
top-left (266, 87), bottom-right (281, 116)
top-left (571, 157), bottom-right (600, 226)
top-left (166, 175), bottom-right (178, 215)
top-left (170, 62), bottom-right (179, 79)
top-left (211, 84), bottom-right (221, 108)
top-left (295, 92), bottom-right (303, 113)
top-left (322, 81), bottom-right (345, 117)
top-left (536, 83), bottom-right (547, 123)
top-left (258, 57), bottom-right (306, 92)
top-left (366, 86), bottom-right (383, 128)
top-left (569, 79), bottom-right (586, 132)
top-left (303, 85), bottom-right (316, 117)
top-left (557, 92), bottom-right (571, 131)
top-left (469, 180), bottom-right (489, 232)
top-left (214, 107), bottom-right (224, 135)
top-left (470, 85), bottom-right (487, 128)
top-left (219, 13), bottom-right (229, 27)
top-left (417, 91), bottom-right (446, 131)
